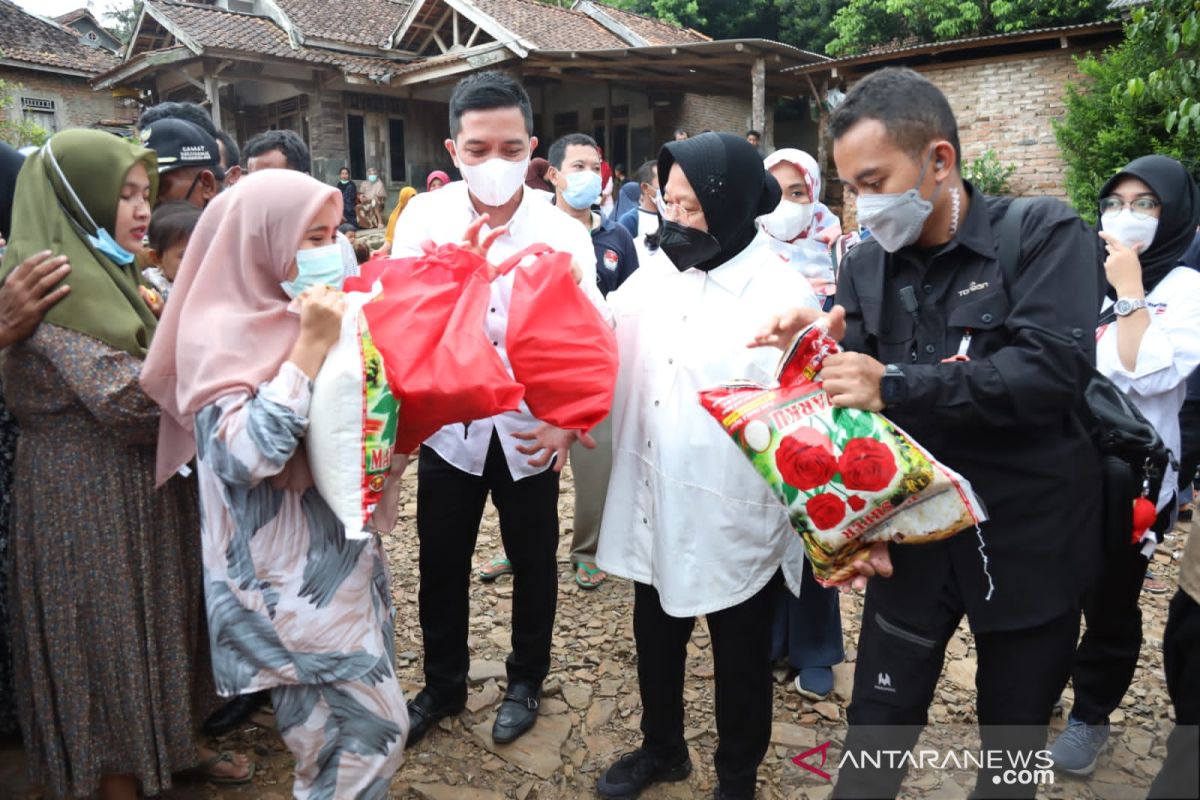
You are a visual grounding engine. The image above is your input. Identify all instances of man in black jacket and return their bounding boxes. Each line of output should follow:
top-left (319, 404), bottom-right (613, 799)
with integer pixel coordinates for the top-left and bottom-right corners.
top-left (757, 68), bottom-right (1104, 798)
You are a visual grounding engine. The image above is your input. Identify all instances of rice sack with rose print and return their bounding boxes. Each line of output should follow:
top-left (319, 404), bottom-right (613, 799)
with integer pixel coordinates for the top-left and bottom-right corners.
top-left (699, 322), bottom-right (986, 586)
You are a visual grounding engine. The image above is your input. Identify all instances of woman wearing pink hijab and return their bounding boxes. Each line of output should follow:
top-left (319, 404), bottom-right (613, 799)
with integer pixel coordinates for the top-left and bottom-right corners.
top-left (425, 170), bottom-right (450, 191)
top-left (141, 169), bottom-right (408, 798)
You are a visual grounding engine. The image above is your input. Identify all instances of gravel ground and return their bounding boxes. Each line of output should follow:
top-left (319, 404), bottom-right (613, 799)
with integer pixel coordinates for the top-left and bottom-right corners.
top-left (2, 461), bottom-right (1186, 800)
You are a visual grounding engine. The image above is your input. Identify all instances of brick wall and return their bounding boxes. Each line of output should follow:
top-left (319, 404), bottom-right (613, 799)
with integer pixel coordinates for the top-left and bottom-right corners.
top-left (675, 93), bottom-right (751, 138)
top-left (918, 50), bottom-right (1083, 198)
top-left (0, 67), bottom-right (131, 135)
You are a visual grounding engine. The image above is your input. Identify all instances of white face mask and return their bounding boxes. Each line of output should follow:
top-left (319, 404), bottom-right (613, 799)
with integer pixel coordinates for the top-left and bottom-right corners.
top-left (759, 200), bottom-right (814, 242)
top-left (1101, 209), bottom-right (1159, 252)
top-left (457, 156), bottom-right (529, 207)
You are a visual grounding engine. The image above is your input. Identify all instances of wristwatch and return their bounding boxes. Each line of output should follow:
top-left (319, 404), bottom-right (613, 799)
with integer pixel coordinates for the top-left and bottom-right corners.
top-left (1113, 297), bottom-right (1148, 317)
top-left (880, 364), bottom-right (908, 407)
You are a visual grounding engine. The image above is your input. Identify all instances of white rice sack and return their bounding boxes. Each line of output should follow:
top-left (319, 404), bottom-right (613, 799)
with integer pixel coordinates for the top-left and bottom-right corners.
top-left (307, 282), bottom-right (399, 539)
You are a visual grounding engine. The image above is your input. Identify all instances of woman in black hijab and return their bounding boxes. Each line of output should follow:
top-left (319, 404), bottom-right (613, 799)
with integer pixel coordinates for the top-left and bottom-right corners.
top-left (594, 133), bottom-right (822, 800)
top-left (1049, 155), bottom-right (1200, 777)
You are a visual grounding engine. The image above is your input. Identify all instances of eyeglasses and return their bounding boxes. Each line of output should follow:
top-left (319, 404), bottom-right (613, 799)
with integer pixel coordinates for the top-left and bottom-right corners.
top-left (1099, 196), bottom-right (1160, 218)
top-left (663, 200), bottom-right (704, 222)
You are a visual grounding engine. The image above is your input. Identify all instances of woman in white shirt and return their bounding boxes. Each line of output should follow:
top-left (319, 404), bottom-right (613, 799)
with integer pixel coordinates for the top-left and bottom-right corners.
top-left (595, 132), bottom-right (819, 800)
top-left (1051, 155), bottom-right (1200, 776)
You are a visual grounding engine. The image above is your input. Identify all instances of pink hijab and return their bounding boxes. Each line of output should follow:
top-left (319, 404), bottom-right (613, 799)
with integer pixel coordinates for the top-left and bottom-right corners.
top-left (763, 148), bottom-right (843, 245)
top-left (140, 169), bottom-right (341, 487)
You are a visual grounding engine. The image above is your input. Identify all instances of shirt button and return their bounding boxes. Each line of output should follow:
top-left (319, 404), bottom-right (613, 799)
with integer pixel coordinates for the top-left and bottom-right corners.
top-left (654, 400), bottom-right (660, 406)
top-left (981, 313), bottom-right (994, 324)
top-left (642, 517), bottom-right (648, 524)
top-left (682, 315), bottom-right (688, 322)
top-left (492, 340), bottom-right (499, 346)
top-left (923, 284), bottom-right (934, 294)
top-left (924, 344), bottom-right (936, 354)
top-left (490, 307), bottom-right (496, 313)
top-left (646, 440), bottom-right (652, 448)
top-left (667, 358), bottom-right (674, 365)
top-left (1072, 328), bottom-right (1084, 339)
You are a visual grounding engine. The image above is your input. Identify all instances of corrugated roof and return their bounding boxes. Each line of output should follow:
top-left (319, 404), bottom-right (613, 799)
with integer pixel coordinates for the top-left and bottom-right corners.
top-left (787, 19), bottom-right (1122, 73)
top-left (0, 0), bottom-right (118, 74)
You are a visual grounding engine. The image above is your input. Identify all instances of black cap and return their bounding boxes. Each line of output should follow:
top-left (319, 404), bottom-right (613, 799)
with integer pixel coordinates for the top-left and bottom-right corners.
top-left (139, 118), bottom-right (221, 174)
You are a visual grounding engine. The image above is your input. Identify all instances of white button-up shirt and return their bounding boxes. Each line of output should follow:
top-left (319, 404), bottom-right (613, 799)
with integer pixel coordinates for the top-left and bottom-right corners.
top-left (596, 233), bottom-right (821, 617)
top-left (390, 180), bottom-right (604, 479)
top-left (1098, 265), bottom-right (1200, 512)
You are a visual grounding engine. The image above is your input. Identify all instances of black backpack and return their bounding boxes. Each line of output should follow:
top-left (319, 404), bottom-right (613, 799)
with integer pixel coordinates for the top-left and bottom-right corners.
top-left (995, 198), bottom-right (1173, 553)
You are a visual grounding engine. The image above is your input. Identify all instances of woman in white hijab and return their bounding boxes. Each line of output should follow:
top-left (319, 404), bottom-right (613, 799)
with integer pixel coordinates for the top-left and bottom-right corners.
top-left (758, 148), bottom-right (845, 310)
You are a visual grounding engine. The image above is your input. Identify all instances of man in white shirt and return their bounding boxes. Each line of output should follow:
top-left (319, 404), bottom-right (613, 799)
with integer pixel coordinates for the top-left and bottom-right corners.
top-left (390, 71), bottom-right (601, 748)
top-left (594, 133), bottom-right (820, 800)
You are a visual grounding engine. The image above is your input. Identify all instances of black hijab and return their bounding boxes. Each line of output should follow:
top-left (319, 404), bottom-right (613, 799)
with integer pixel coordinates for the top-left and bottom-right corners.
top-left (658, 132), bottom-right (780, 271)
top-left (1099, 155), bottom-right (1200, 294)
top-left (0, 142), bottom-right (26, 237)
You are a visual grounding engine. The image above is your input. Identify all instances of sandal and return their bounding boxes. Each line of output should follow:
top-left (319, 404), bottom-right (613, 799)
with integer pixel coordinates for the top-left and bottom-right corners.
top-left (478, 557), bottom-right (513, 582)
top-left (1143, 571), bottom-right (1172, 595)
top-left (196, 750), bottom-right (255, 785)
top-left (574, 562), bottom-right (608, 590)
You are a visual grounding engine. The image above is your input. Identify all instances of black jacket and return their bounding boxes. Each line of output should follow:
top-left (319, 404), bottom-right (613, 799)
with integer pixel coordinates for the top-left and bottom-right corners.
top-left (837, 185), bottom-right (1104, 632)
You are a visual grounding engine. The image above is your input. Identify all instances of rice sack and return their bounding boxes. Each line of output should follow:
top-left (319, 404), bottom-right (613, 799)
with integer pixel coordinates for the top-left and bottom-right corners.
top-left (698, 322), bottom-right (986, 585)
top-left (307, 282), bottom-right (399, 540)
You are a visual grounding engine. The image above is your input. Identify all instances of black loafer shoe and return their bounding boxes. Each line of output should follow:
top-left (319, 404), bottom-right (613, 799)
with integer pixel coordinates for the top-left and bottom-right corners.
top-left (715, 785), bottom-right (755, 800)
top-left (406, 689), bottom-right (466, 747)
top-left (492, 683), bottom-right (541, 744)
top-left (597, 748), bottom-right (693, 798)
top-left (202, 690), bottom-right (269, 737)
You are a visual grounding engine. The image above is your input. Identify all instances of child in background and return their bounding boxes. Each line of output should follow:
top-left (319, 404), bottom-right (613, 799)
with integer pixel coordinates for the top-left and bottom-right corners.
top-left (140, 201), bottom-right (200, 315)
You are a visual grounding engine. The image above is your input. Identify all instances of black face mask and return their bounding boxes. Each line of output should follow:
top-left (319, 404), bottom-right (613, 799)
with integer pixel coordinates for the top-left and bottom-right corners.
top-left (658, 220), bottom-right (723, 272)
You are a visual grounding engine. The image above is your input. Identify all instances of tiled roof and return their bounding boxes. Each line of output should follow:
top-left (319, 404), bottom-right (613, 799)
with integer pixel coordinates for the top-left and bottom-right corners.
top-left (592, 4), bottom-right (708, 45)
top-left (146, 1), bottom-right (404, 77)
top-left (0, 0), bottom-right (119, 74)
top-left (472, 0), bottom-right (627, 50)
top-left (274, 0), bottom-right (414, 48)
top-left (54, 8), bottom-right (92, 25)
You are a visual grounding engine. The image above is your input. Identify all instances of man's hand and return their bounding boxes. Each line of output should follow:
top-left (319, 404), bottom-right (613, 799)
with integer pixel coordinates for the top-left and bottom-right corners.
top-left (842, 542), bottom-right (893, 592)
top-left (461, 214), bottom-right (508, 278)
top-left (513, 423), bottom-right (596, 471)
top-left (820, 351), bottom-right (886, 411)
top-left (0, 249), bottom-right (70, 349)
top-left (750, 304), bottom-right (847, 349)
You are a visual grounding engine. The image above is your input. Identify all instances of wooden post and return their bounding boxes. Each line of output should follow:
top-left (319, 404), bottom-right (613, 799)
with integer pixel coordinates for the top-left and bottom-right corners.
top-left (603, 80), bottom-right (613, 165)
top-left (205, 74), bottom-right (222, 129)
top-left (751, 55), bottom-right (766, 144)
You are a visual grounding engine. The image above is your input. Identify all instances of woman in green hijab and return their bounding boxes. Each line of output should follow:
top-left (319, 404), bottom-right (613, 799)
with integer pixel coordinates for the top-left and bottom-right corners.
top-left (0, 130), bottom-right (248, 799)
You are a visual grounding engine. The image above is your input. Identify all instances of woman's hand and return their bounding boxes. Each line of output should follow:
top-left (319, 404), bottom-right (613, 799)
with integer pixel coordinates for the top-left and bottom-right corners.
top-left (749, 304), bottom-right (846, 349)
top-left (0, 250), bottom-right (71, 349)
top-left (1099, 231), bottom-right (1146, 297)
top-left (512, 423), bottom-right (595, 471)
top-left (288, 285), bottom-right (346, 379)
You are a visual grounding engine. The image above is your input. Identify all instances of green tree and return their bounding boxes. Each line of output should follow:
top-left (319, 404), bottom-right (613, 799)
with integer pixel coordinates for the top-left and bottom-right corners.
top-left (104, 0), bottom-right (144, 45)
top-left (1123, 0), bottom-right (1200, 137)
top-left (598, 0), bottom-right (848, 54)
top-left (1055, 2), bottom-right (1198, 221)
top-left (826, 0), bottom-right (1111, 56)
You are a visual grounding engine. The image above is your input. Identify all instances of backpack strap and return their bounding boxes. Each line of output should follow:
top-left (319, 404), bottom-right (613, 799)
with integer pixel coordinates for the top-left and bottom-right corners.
top-left (995, 196), bottom-right (1034, 295)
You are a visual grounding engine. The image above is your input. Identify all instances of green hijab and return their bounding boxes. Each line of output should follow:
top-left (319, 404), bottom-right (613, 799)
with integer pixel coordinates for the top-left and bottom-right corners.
top-left (0, 129), bottom-right (159, 358)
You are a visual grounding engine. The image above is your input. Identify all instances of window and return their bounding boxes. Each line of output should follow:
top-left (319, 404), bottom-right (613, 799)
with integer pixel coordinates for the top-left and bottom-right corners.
top-left (20, 97), bottom-right (58, 134)
top-left (347, 114), bottom-right (366, 179)
top-left (388, 119), bottom-right (406, 182)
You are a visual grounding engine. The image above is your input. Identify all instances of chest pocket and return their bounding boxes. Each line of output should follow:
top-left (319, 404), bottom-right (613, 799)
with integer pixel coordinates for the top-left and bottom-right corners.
top-left (857, 297), bottom-right (917, 346)
top-left (947, 290), bottom-right (1011, 356)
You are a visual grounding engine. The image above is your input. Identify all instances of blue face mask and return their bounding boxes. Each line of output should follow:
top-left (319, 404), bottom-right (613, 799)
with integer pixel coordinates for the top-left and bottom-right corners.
top-left (562, 170), bottom-right (602, 210)
top-left (88, 227), bottom-right (136, 265)
top-left (281, 242), bottom-right (344, 298)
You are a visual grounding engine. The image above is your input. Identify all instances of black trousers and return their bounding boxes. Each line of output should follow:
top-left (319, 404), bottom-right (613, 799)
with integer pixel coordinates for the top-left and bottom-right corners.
top-left (1068, 544), bottom-right (1151, 724)
top-left (634, 576), bottom-right (778, 797)
top-left (416, 434), bottom-right (560, 703)
top-left (1148, 589), bottom-right (1200, 798)
top-left (1177, 398), bottom-right (1200, 493)
top-left (834, 578), bottom-right (1078, 799)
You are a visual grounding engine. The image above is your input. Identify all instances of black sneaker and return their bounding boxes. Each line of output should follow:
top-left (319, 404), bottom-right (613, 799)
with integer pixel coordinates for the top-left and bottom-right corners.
top-left (596, 748), bottom-right (693, 798)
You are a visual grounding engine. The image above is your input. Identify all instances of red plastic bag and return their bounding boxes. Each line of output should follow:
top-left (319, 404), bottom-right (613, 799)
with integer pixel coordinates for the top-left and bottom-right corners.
top-left (499, 245), bottom-right (618, 432)
top-left (345, 243), bottom-right (524, 453)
